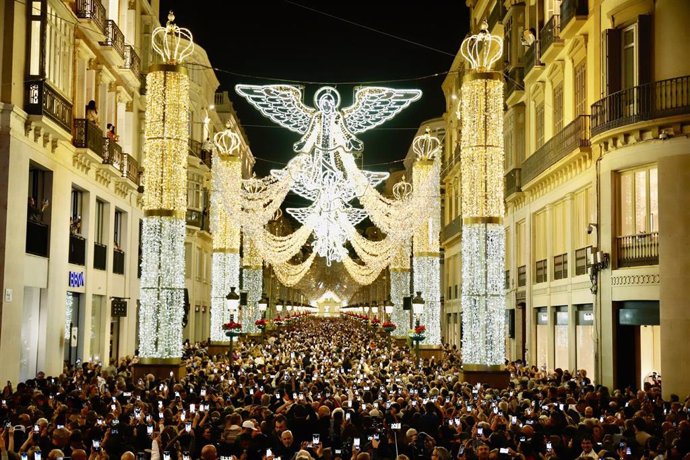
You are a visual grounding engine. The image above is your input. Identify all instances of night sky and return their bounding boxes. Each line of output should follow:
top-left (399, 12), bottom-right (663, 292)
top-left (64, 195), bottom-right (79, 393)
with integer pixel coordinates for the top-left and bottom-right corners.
top-left (160, 1), bottom-right (470, 178)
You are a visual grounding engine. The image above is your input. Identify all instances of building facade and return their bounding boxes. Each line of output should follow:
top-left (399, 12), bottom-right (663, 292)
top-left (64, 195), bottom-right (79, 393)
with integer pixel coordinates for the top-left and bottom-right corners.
top-left (460, 0), bottom-right (690, 397)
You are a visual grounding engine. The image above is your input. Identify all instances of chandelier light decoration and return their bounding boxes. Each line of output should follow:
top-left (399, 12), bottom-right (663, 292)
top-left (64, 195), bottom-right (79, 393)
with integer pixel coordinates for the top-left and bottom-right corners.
top-left (412, 130), bottom-right (442, 345)
top-left (210, 125), bottom-right (242, 342)
top-left (138, 11), bottom-right (192, 359)
top-left (459, 21), bottom-right (506, 368)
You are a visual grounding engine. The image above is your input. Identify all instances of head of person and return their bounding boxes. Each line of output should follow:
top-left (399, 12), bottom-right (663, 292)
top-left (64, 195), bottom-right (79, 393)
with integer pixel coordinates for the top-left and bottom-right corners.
top-left (432, 447), bottom-right (451, 460)
top-left (72, 449), bottom-right (87, 460)
top-left (201, 444), bottom-right (217, 460)
top-left (281, 429), bottom-right (294, 447)
top-left (120, 452), bottom-right (136, 460)
top-left (274, 414), bottom-right (287, 434)
top-left (580, 436), bottom-right (594, 454)
top-left (476, 443), bottom-right (490, 460)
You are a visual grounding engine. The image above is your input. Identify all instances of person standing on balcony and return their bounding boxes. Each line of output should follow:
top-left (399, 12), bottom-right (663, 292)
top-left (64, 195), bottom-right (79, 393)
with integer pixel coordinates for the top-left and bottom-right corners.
top-left (27, 196), bottom-right (49, 223)
top-left (86, 100), bottom-right (99, 125)
top-left (106, 123), bottom-right (118, 142)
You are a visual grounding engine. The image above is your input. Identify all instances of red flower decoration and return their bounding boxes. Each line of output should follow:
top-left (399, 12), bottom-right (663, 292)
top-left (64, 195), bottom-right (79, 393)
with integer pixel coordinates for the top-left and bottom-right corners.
top-left (255, 318), bottom-right (267, 327)
top-left (414, 325), bottom-right (426, 335)
top-left (222, 321), bottom-right (242, 330)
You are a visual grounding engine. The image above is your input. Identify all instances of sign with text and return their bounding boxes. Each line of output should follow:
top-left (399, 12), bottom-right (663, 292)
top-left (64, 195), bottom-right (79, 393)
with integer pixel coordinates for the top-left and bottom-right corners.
top-left (68, 271), bottom-right (85, 288)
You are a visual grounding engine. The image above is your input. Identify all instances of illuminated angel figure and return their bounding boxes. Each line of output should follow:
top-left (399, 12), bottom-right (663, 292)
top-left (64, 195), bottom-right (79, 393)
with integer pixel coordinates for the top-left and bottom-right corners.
top-left (235, 84), bottom-right (422, 157)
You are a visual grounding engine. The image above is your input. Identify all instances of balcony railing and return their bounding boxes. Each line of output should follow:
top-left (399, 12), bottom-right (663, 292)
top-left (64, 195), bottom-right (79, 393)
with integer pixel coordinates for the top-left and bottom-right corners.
top-left (113, 248), bottom-right (125, 274)
top-left (69, 234), bottom-right (86, 266)
top-left (75, 0), bottom-right (106, 34)
top-left (505, 67), bottom-right (525, 100)
top-left (488, 0), bottom-right (506, 30)
top-left (25, 80), bottom-right (73, 133)
top-left (442, 216), bottom-right (462, 242)
top-left (73, 119), bottom-right (105, 160)
top-left (561, 0), bottom-right (589, 31)
top-left (522, 115), bottom-right (590, 185)
top-left (575, 246), bottom-right (592, 275)
top-left (101, 20), bottom-right (125, 58)
top-left (535, 259), bottom-right (548, 283)
top-left (553, 253), bottom-right (568, 280)
top-left (540, 14), bottom-right (562, 55)
top-left (123, 45), bottom-right (141, 80)
top-left (103, 138), bottom-right (123, 171)
top-left (525, 41), bottom-right (541, 75)
top-left (26, 220), bottom-right (49, 257)
top-left (517, 265), bottom-right (527, 287)
top-left (505, 168), bottom-right (521, 197)
top-left (505, 270), bottom-right (510, 289)
top-left (591, 75), bottom-right (690, 136)
top-left (94, 242), bottom-right (107, 270)
top-left (123, 154), bottom-right (140, 185)
top-left (616, 232), bottom-right (659, 268)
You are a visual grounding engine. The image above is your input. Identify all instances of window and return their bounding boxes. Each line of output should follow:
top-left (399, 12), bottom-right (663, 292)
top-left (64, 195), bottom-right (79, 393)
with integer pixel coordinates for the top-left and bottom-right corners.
top-left (622, 24), bottom-right (637, 90)
top-left (95, 200), bottom-right (105, 244)
top-left (114, 210), bottom-right (123, 248)
top-left (619, 165), bottom-right (658, 236)
top-left (534, 210), bottom-right (547, 283)
top-left (70, 188), bottom-right (83, 235)
top-left (535, 101), bottom-right (545, 149)
top-left (573, 186), bottom-right (595, 249)
top-left (553, 83), bottom-right (563, 134)
top-left (187, 172), bottom-right (203, 210)
top-left (574, 60), bottom-right (587, 115)
top-left (196, 246), bottom-right (203, 281)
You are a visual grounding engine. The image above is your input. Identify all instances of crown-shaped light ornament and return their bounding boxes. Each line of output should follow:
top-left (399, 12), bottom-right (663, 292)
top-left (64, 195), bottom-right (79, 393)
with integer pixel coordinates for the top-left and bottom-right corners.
top-left (460, 20), bottom-right (503, 71)
top-left (413, 128), bottom-right (441, 161)
top-left (151, 11), bottom-right (194, 65)
top-left (392, 175), bottom-right (413, 200)
top-left (213, 122), bottom-right (241, 156)
top-left (243, 173), bottom-right (267, 195)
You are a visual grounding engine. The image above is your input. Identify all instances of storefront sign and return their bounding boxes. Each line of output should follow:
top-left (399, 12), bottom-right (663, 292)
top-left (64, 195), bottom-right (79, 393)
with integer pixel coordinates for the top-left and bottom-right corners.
top-left (68, 271), bottom-right (84, 288)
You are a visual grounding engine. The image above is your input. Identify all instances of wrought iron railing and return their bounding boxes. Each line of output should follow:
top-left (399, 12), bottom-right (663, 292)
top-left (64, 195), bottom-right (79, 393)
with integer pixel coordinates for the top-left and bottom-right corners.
top-left (505, 67), bottom-right (525, 100)
top-left (69, 234), bottom-right (86, 266)
top-left (123, 45), bottom-right (141, 80)
top-left (75, 0), bottom-right (106, 34)
top-left (553, 253), bottom-right (568, 280)
top-left (488, 0), bottom-right (506, 30)
top-left (561, 0), bottom-right (589, 30)
top-left (535, 259), bottom-right (548, 283)
top-left (123, 154), bottom-right (139, 185)
top-left (616, 232), bottom-right (659, 267)
top-left (94, 242), bottom-right (107, 270)
top-left (113, 248), bottom-right (125, 274)
top-left (522, 115), bottom-right (590, 184)
top-left (103, 138), bottom-right (123, 171)
top-left (442, 216), bottom-right (462, 242)
top-left (505, 168), bottom-right (521, 197)
top-left (525, 41), bottom-right (541, 75)
top-left (540, 14), bottom-right (561, 54)
top-left (575, 246), bottom-right (592, 275)
top-left (73, 119), bottom-right (105, 159)
top-left (517, 265), bottom-right (527, 287)
top-left (101, 20), bottom-right (125, 58)
top-left (26, 220), bottom-right (50, 257)
top-left (25, 80), bottom-right (73, 133)
top-left (591, 75), bottom-right (690, 136)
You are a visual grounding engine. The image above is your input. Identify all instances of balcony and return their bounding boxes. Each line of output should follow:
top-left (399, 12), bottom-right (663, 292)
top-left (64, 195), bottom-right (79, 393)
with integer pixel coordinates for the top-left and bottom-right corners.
top-left (186, 209), bottom-right (203, 228)
top-left (113, 248), bottom-right (125, 274)
top-left (524, 41), bottom-right (542, 78)
top-left (560, 0), bottom-right (588, 38)
top-left (26, 220), bottom-right (49, 257)
top-left (504, 168), bottom-right (521, 198)
top-left (122, 45), bottom-right (141, 87)
top-left (94, 242), bottom-right (107, 270)
top-left (25, 80), bottom-right (73, 134)
top-left (505, 270), bottom-right (510, 289)
top-left (535, 259), bottom-right (548, 283)
top-left (69, 234), bottom-right (86, 266)
top-left (521, 115), bottom-right (590, 185)
top-left (517, 265), bottom-right (527, 287)
top-left (100, 20), bottom-right (125, 60)
top-left (189, 139), bottom-right (213, 169)
top-left (505, 67), bottom-right (524, 105)
top-left (73, 119), bottom-right (105, 161)
top-left (591, 75), bottom-right (690, 137)
top-left (616, 232), bottom-right (659, 268)
top-left (441, 215), bottom-right (462, 242)
top-left (575, 246), bottom-right (592, 275)
top-left (540, 14), bottom-right (562, 62)
top-left (553, 253), bottom-right (568, 280)
top-left (488, 0), bottom-right (506, 32)
top-left (75, 0), bottom-right (106, 39)
top-left (123, 154), bottom-right (140, 186)
top-left (103, 138), bottom-right (124, 172)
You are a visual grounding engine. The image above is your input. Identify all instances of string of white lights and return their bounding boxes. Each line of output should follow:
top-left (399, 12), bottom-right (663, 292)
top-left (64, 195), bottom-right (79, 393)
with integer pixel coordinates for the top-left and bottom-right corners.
top-left (273, 252), bottom-right (317, 287)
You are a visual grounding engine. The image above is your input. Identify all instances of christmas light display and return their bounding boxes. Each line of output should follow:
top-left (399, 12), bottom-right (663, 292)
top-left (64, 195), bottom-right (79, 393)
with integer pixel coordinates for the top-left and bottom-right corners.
top-left (241, 237), bottom-right (263, 333)
top-left (460, 22), bottom-right (506, 368)
top-left (137, 11), bottom-right (192, 359)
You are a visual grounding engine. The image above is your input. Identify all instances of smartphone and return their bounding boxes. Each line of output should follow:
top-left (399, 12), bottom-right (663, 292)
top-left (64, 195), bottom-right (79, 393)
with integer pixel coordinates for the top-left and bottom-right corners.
top-left (546, 442), bottom-right (553, 451)
top-left (335, 449), bottom-right (342, 455)
top-left (33, 424), bottom-right (40, 433)
top-left (200, 389), bottom-right (206, 397)
top-left (312, 434), bottom-right (320, 445)
top-left (477, 427), bottom-right (484, 436)
top-left (21, 454), bottom-right (28, 460)
top-left (511, 416), bottom-right (517, 425)
top-left (458, 446), bottom-right (465, 456)
top-left (266, 449), bottom-right (273, 458)
top-left (500, 448), bottom-right (509, 454)
top-left (123, 392), bottom-right (131, 397)
top-left (183, 453), bottom-right (191, 460)
top-left (354, 438), bottom-right (360, 448)
top-left (147, 425), bottom-right (154, 435)
top-left (412, 400), bottom-right (417, 406)
top-left (626, 448), bottom-right (632, 455)
top-left (185, 421), bottom-right (191, 433)
top-left (111, 404), bottom-right (116, 411)
top-left (346, 412), bottom-right (351, 421)
top-left (190, 404), bottom-right (195, 413)
top-left (519, 436), bottom-right (527, 442)
top-left (163, 452), bottom-right (171, 460)
top-left (391, 422), bottom-right (401, 430)
top-left (35, 452), bottom-right (42, 460)
top-left (93, 440), bottom-right (100, 450)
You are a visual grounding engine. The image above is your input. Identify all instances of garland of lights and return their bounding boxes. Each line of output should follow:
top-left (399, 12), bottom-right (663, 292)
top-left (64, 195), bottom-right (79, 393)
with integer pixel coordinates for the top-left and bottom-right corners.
top-left (241, 237), bottom-right (263, 333)
top-left (459, 21), bottom-right (506, 368)
top-left (273, 251), bottom-right (317, 287)
top-left (137, 12), bottom-right (191, 359)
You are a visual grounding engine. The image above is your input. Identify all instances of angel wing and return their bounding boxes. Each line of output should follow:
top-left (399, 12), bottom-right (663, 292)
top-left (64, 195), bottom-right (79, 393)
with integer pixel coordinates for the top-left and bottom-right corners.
top-left (342, 87), bottom-right (422, 134)
top-left (235, 84), bottom-right (315, 134)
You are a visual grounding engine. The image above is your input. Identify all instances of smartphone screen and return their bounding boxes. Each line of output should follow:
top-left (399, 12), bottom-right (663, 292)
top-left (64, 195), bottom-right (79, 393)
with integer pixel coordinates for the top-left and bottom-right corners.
top-left (147, 425), bottom-right (154, 435)
top-left (185, 422), bottom-right (191, 433)
top-left (312, 434), bottom-right (320, 445)
top-left (354, 438), bottom-right (360, 448)
top-left (266, 449), bottom-right (273, 458)
top-left (477, 427), bottom-right (484, 436)
top-left (163, 452), bottom-right (171, 460)
top-left (546, 442), bottom-right (553, 451)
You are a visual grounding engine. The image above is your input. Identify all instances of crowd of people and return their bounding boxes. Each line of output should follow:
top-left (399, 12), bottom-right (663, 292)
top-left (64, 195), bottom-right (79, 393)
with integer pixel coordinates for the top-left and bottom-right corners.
top-left (1, 316), bottom-right (688, 460)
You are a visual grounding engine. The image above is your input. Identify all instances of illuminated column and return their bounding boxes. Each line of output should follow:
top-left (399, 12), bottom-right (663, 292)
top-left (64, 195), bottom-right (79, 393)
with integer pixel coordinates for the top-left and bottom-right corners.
top-left (241, 236), bottom-right (263, 333)
top-left (210, 126), bottom-right (242, 342)
top-left (390, 244), bottom-right (411, 337)
top-left (459, 22), bottom-right (506, 369)
top-left (412, 132), bottom-right (442, 345)
top-left (138, 13), bottom-right (194, 359)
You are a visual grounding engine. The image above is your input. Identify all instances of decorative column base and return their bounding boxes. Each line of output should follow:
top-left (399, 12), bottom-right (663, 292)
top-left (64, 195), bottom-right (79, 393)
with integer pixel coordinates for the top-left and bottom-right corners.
top-left (418, 345), bottom-right (444, 360)
top-left (459, 365), bottom-right (510, 389)
top-left (132, 358), bottom-right (186, 381)
top-left (208, 341), bottom-right (232, 357)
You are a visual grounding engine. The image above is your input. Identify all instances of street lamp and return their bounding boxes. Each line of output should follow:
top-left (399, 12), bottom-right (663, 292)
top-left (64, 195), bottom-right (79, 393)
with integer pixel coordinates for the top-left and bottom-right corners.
top-left (384, 297), bottom-right (394, 321)
top-left (276, 299), bottom-right (283, 313)
top-left (411, 291), bottom-right (425, 363)
top-left (225, 287), bottom-right (241, 364)
top-left (258, 293), bottom-right (268, 317)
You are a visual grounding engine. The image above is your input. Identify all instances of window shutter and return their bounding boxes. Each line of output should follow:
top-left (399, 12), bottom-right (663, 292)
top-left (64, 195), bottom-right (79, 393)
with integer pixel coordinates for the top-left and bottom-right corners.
top-left (637, 15), bottom-right (653, 86)
top-left (603, 28), bottom-right (622, 95)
